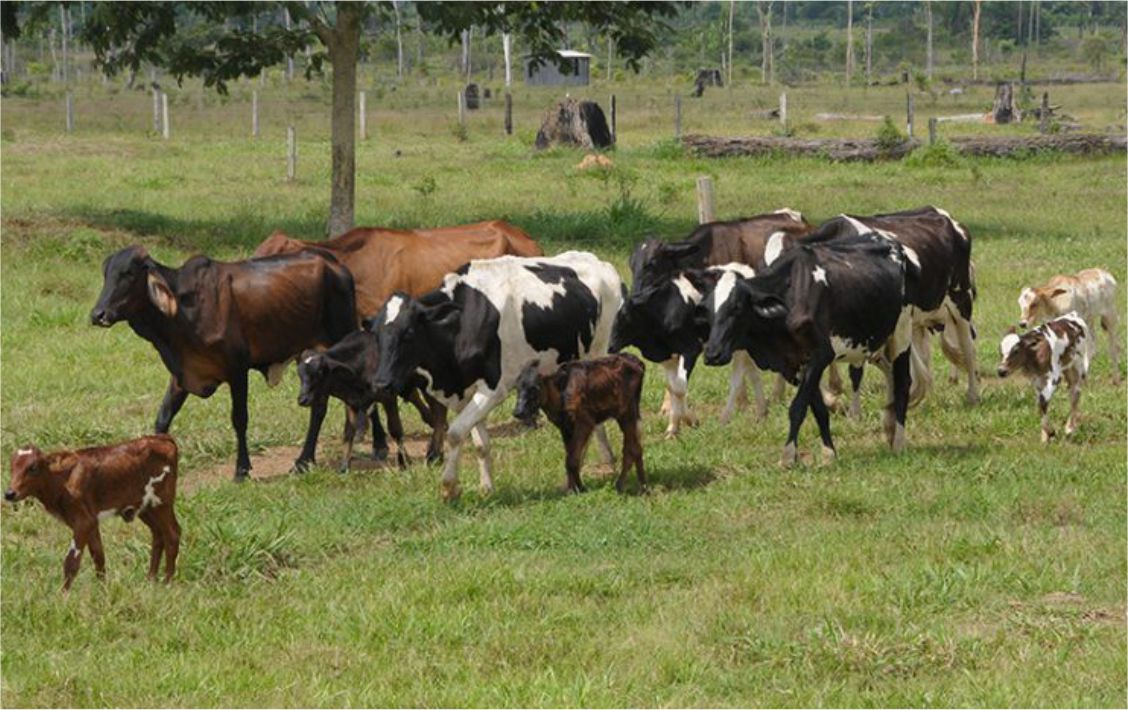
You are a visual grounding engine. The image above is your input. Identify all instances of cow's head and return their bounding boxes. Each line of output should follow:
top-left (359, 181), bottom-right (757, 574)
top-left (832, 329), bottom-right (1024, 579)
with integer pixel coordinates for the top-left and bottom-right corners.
top-left (91, 245), bottom-right (176, 326)
top-left (610, 278), bottom-right (706, 362)
top-left (703, 272), bottom-right (787, 367)
top-left (1018, 286), bottom-right (1068, 329)
top-left (296, 350), bottom-right (340, 407)
top-left (997, 326), bottom-right (1049, 378)
top-left (5, 445), bottom-right (45, 503)
top-left (511, 361), bottom-right (543, 428)
top-left (628, 238), bottom-right (701, 294)
top-left (371, 293), bottom-right (460, 396)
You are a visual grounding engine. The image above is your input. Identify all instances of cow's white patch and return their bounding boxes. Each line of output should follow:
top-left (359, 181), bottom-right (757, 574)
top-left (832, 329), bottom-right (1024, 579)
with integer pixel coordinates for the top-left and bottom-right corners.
top-left (1000, 332), bottom-right (1020, 358)
top-left (266, 359), bottom-right (292, 387)
top-left (840, 215), bottom-right (870, 235)
top-left (774, 208), bottom-right (804, 222)
top-left (764, 231), bottom-right (786, 266)
top-left (931, 206), bottom-right (969, 240)
top-left (67, 540), bottom-right (80, 558)
top-left (672, 274), bottom-right (702, 305)
top-left (140, 466), bottom-right (170, 511)
top-left (97, 509), bottom-right (118, 521)
top-left (901, 245), bottom-right (921, 269)
top-left (384, 294), bottom-right (405, 324)
top-left (812, 265), bottom-right (828, 285)
top-left (831, 335), bottom-right (870, 364)
top-left (303, 354), bottom-right (317, 365)
top-left (708, 262), bottom-right (755, 279)
top-left (713, 271), bottom-right (740, 314)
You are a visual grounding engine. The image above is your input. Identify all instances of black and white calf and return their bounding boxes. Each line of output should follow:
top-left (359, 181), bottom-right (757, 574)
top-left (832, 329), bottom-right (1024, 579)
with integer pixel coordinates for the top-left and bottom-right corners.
top-left (703, 229), bottom-right (920, 465)
top-left (610, 263), bottom-right (769, 437)
top-left (823, 206), bottom-right (978, 411)
top-left (997, 313), bottom-right (1092, 442)
top-left (295, 330), bottom-right (447, 472)
top-left (371, 252), bottom-right (624, 500)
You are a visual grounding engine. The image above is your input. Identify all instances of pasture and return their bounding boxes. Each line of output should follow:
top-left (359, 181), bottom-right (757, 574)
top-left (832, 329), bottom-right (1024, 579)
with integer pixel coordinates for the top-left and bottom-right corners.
top-left (1, 76), bottom-right (1126, 706)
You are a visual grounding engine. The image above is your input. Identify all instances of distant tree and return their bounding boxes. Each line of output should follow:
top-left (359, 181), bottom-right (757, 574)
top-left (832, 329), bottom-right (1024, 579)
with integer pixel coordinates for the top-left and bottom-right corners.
top-left (1081, 31), bottom-right (1115, 72)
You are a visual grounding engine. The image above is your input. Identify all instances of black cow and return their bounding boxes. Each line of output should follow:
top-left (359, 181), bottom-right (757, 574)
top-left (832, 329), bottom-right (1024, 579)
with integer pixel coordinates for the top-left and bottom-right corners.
top-left (370, 251), bottom-right (623, 501)
top-left (91, 245), bottom-right (357, 480)
top-left (295, 330), bottom-right (447, 472)
top-left (703, 228), bottom-right (920, 465)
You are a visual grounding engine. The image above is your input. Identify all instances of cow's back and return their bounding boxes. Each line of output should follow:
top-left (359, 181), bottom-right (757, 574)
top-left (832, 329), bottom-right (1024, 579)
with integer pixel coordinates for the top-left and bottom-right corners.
top-left (701, 213), bottom-right (814, 268)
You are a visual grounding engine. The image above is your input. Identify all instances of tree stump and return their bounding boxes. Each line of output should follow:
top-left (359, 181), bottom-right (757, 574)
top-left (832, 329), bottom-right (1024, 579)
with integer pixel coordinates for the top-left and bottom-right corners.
top-left (464, 83), bottom-right (480, 110)
top-left (692, 68), bottom-right (723, 97)
top-left (991, 82), bottom-right (1022, 124)
top-left (534, 98), bottom-right (613, 150)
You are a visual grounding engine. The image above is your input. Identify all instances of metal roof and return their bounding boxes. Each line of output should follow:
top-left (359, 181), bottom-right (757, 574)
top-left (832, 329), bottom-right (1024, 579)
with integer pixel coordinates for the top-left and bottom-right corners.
top-left (555, 50), bottom-right (594, 59)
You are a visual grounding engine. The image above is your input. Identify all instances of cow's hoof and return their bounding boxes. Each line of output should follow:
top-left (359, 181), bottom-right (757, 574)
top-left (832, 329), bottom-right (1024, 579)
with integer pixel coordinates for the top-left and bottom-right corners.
top-left (779, 443), bottom-right (798, 468)
top-left (337, 461), bottom-right (351, 474)
top-left (426, 450), bottom-right (443, 466)
top-left (1041, 429), bottom-right (1055, 443)
top-left (371, 448), bottom-right (389, 462)
top-left (681, 413), bottom-right (700, 428)
top-left (441, 481), bottom-right (462, 502)
top-left (718, 410), bottom-right (734, 426)
top-left (290, 459), bottom-right (312, 474)
top-left (233, 467), bottom-right (252, 483)
top-left (820, 446), bottom-right (837, 466)
top-left (966, 391), bottom-right (981, 406)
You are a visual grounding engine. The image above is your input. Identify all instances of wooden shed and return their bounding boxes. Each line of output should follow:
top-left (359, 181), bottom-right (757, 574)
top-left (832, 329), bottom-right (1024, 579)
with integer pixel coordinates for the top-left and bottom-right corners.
top-left (524, 50), bottom-right (592, 87)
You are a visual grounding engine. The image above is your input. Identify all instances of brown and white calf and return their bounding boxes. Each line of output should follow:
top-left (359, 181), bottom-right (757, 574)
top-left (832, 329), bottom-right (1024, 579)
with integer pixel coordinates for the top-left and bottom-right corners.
top-left (512, 354), bottom-right (647, 494)
top-left (1018, 268), bottom-right (1119, 381)
top-left (997, 313), bottom-right (1092, 443)
top-left (4, 435), bottom-right (181, 590)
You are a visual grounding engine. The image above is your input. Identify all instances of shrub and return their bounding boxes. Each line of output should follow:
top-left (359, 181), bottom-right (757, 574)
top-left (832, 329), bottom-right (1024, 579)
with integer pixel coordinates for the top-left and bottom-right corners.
top-left (875, 116), bottom-right (906, 154)
top-left (904, 140), bottom-right (965, 169)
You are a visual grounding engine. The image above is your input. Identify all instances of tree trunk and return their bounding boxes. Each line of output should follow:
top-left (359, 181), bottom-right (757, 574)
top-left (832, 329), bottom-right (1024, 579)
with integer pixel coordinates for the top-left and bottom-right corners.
top-left (326, 4), bottom-right (362, 238)
top-left (60, 5), bottom-right (68, 83)
top-left (925, 0), bottom-right (933, 80)
top-left (972, 0), bottom-right (981, 80)
top-left (604, 34), bottom-right (612, 82)
top-left (757, 2), bottom-right (773, 85)
top-left (865, 4), bottom-right (872, 85)
top-left (284, 8), bottom-right (295, 81)
top-left (728, 0), bottom-right (735, 87)
top-left (845, 0), bottom-right (854, 86)
top-left (505, 33), bottom-right (513, 86)
top-left (393, 0), bottom-right (404, 78)
top-left (461, 29), bottom-right (470, 79)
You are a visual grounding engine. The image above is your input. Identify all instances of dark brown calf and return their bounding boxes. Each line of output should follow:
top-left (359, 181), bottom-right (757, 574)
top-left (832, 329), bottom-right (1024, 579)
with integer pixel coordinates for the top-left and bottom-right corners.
top-left (5, 435), bottom-right (180, 590)
top-left (513, 354), bottom-right (647, 494)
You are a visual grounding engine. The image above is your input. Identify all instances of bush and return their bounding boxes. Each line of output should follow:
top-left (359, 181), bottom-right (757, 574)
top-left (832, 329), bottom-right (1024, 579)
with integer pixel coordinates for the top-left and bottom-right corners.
top-left (875, 116), bottom-right (906, 154)
top-left (903, 140), bottom-right (965, 169)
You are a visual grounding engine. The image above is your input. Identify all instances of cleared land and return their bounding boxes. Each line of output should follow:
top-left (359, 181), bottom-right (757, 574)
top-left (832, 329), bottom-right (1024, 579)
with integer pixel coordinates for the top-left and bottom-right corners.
top-left (1, 76), bottom-right (1125, 706)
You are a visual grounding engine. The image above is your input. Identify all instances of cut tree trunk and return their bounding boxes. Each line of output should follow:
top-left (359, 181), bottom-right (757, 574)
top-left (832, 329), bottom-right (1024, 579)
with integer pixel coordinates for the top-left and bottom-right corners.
top-left (992, 82), bottom-right (1021, 123)
top-left (972, 0), bottom-right (981, 81)
top-left (535, 98), bottom-right (613, 150)
top-left (326, 4), bottom-right (362, 238)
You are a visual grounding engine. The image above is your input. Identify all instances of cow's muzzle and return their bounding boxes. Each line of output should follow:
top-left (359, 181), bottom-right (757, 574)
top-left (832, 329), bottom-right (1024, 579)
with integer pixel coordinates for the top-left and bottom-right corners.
top-left (1018, 320), bottom-right (1028, 329)
top-left (90, 309), bottom-right (115, 327)
top-left (704, 346), bottom-right (731, 367)
top-left (4, 489), bottom-right (19, 503)
top-left (297, 391), bottom-right (315, 407)
top-left (997, 366), bottom-right (1010, 378)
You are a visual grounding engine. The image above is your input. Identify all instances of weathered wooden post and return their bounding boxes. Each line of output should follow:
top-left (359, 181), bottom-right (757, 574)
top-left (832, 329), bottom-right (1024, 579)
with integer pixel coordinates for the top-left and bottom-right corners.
top-left (152, 87), bottom-right (161, 134)
top-left (1039, 91), bottom-right (1050, 134)
top-left (161, 92), bottom-right (170, 140)
top-left (928, 116), bottom-right (937, 145)
top-left (906, 92), bottom-right (915, 138)
top-left (779, 92), bottom-right (788, 126)
top-left (696, 176), bottom-right (715, 224)
top-left (359, 90), bottom-right (367, 140)
top-left (65, 91), bottom-right (73, 133)
top-left (504, 92), bottom-right (513, 135)
top-left (457, 90), bottom-right (465, 127)
top-left (610, 94), bottom-right (617, 144)
top-left (674, 94), bottom-right (682, 139)
top-left (251, 90), bottom-right (259, 138)
top-left (286, 126), bottom-right (296, 181)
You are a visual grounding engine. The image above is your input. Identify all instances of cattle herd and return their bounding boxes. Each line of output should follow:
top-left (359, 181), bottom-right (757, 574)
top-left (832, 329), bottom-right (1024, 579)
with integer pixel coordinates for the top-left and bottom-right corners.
top-left (4, 208), bottom-right (1121, 589)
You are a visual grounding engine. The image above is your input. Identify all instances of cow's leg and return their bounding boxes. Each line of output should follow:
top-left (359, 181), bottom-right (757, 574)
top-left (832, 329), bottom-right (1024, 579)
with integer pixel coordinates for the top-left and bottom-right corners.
top-left (720, 351), bottom-right (751, 424)
top-left (383, 397), bottom-right (409, 469)
top-left (368, 403), bottom-right (390, 462)
top-left (140, 510), bottom-right (164, 580)
top-left (339, 407), bottom-right (358, 473)
top-left (469, 424), bottom-right (493, 493)
top-left (659, 389), bottom-right (672, 418)
top-left (884, 348), bottom-right (912, 453)
top-left (660, 356), bottom-right (695, 438)
top-left (294, 393), bottom-right (329, 474)
top-left (1064, 369), bottom-right (1083, 436)
top-left (616, 417), bottom-right (647, 493)
top-left (229, 369), bottom-right (253, 480)
top-left (907, 326), bottom-right (933, 408)
top-left (423, 396), bottom-right (448, 465)
top-left (441, 388), bottom-right (506, 500)
top-left (783, 359), bottom-right (828, 467)
top-left (1038, 391), bottom-right (1054, 443)
top-left (952, 316), bottom-right (980, 404)
top-left (149, 506), bottom-right (181, 583)
top-left (87, 524), bottom-right (107, 580)
top-left (847, 365), bottom-right (864, 419)
top-left (594, 424), bottom-right (616, 465)
top-left (63, 518), bottom-right (94, 591)
top-left (564, 420), bottom-right (594, 493)
top-left (808, 371), bottom-right (837, 465)
top-left (772, 373), bottom-right (787, 404)
top-left (1101, 311), bottom-right (1121, 382)
top-left (154, 376), bottom-right (188, 433)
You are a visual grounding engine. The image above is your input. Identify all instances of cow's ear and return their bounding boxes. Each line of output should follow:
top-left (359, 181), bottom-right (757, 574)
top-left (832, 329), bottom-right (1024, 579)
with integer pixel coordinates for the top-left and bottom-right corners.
top-left (660, 242), bottom-right (700, 260)
top-left (427, 301), bottom-right (462, 330)
top-left (147, 271), bottom-right (178, 318)
top-left (1033, 338), bottom-right (1052, 369)
top-left (63, 461), bottom-right (91, 500)
top-left (752, 294), bottom-right (788, 320)
top-left (1048, 288), bottom-right (1069, 300)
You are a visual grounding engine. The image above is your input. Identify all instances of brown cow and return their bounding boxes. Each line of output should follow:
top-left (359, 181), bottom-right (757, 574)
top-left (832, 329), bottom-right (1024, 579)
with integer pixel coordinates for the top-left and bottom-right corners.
top-left (253, 220), bottom-right (543, 318)
top-left (512, 354), bottom-right (647, 495)
top-left (90, 246), bottom-right (357, 480)
top-left (5, 435), bottom-right (180, 590)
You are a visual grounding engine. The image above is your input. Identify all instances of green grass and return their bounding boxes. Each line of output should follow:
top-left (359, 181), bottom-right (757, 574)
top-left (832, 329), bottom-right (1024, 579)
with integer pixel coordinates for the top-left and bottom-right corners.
top-left (1, 75), bottom-right (1125, 707)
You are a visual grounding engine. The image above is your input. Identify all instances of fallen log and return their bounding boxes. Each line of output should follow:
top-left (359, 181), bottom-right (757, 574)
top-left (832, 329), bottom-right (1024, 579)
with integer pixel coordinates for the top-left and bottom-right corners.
top-left (936, 113), bottom-right (990, 124)
top-left (814, 113), bottom-right (886, 122)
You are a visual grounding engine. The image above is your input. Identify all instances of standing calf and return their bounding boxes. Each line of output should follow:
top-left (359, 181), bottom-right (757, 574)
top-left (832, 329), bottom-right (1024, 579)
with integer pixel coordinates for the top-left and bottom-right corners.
top-left (512, 354), bottom-right (647, 494)
top-left (1018, 268), bottom-right (1119, 381)
top-left (997, 313), bottom-right (1092, 442)
top-left (5, 435), bottom-right (181, 590)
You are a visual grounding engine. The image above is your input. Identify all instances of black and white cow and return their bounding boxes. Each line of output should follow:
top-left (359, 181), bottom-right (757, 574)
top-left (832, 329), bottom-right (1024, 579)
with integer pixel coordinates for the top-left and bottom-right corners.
top-left (610, 263), bottom-right (769, 437)
top-left (703, 228), bottom-right (920, 465)
top-left (822, 206), bottom-right (978, 412)
top-left (370, 251), bottom-right (623, 500)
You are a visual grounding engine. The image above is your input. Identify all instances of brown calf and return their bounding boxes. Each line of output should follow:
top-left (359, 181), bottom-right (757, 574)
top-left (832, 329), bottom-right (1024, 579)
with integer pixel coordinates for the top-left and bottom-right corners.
top-left (5, 435), bottom-right (180, 590)
top-left (513, 354), bottom-right (647, 494)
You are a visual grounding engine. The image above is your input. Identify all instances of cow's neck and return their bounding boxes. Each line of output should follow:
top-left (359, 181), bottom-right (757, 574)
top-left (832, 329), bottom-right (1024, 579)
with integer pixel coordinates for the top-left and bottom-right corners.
top-left (126, 263), bottom-right (187, 381)
top-left (417, 322), bottom-right (473, 399)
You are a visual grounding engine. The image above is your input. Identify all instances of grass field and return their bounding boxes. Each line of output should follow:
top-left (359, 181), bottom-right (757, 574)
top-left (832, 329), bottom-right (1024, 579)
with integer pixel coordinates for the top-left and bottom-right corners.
top-left (1, 75), bottom-right (1126, 707)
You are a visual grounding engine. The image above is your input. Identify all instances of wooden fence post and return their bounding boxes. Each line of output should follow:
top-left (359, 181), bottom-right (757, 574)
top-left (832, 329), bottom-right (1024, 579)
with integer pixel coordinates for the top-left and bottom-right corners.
top-left (65, 91), bottom-right (73, 133)
top-left (359, 90), bottom-right (367, 140)
top-left (286, 126), bottom-right (296, 181)
top-left (906, 92), bottom-right (915, 137)
top-left (779, 92), bottom-right (788, 126)
top-left (696, 176), bottom-right (715, 224)
top-left (504, 92), bottom-right (513, 135)
top-left (161, 92), bottom-right (170, 140)
top-left (252, 90), bottom-right (259, 138)
top-left (674, 94), bottom-right (681, 140)
top-left (610, 94), bottom-right (617, 145)
top-left (928, 116), bottom-right (937, 145)
top-left (457, 90), bottom-right (465, 127)
top-left (152, 87), bottom-right (161, 135)
top-left (1039, 91), bottom-right (1049, 134)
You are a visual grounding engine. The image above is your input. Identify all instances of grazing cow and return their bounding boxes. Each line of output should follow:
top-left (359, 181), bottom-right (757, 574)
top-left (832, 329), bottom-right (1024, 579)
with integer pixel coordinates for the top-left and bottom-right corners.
top-left (703, 229), bottom-right (919, 465)
top-left (824, 206), bottom-right (979, 410)
top-left (90, 246), bottom-right (357, 480)
top-left (610, 263), bottom-right (769, 437)
top-left (1018, 268), bottom-right (1119, 381)
top-left (997, 313), bottom-right (1092, 442)
top-left (253, 220), bottom-right (543, 319)
top-left (296, 331), bottom-right (447, 471)
top-left (512, 354), bottom-right (647, 494)
top-left (4, 436), bottom-right (180, 590)
top-left (371, 251), bottom-right (624, 500)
